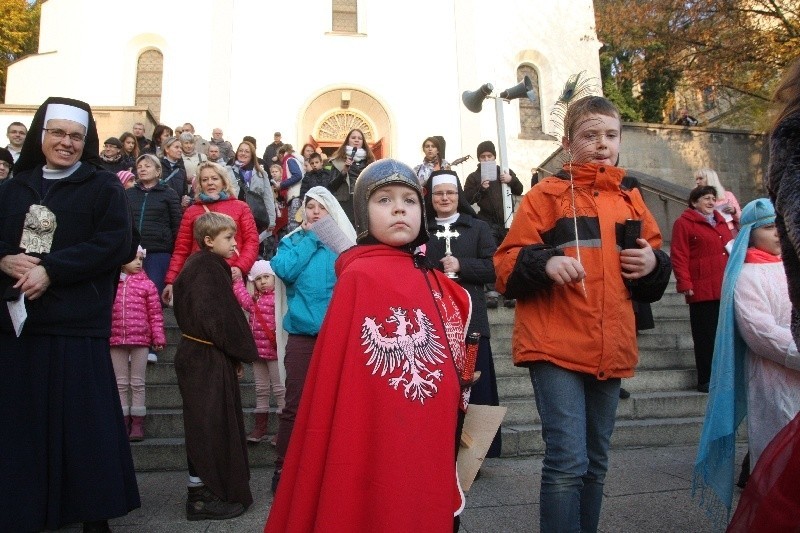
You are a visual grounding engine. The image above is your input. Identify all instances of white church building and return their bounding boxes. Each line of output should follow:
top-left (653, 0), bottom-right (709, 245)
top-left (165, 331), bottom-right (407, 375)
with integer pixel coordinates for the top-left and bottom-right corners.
top-left (3, 0), bottom-right (601, 175)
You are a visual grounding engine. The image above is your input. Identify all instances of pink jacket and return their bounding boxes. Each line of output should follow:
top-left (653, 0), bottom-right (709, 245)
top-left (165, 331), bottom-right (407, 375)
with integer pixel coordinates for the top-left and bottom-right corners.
top-left (233, 279), bottom-right (277, 360)
top-left (110, 272), bottom-right (166, 347)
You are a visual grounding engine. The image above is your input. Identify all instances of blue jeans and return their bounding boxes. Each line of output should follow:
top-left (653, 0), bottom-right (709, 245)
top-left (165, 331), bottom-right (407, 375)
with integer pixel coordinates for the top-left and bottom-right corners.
top-left (143, 252), bottom-right (171, 296)
top-left (529, 362), bottom-right (620, 533)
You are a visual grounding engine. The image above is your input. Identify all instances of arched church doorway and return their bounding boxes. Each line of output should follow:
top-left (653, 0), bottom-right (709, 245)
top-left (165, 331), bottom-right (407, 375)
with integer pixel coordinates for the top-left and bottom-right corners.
top-left (300, 88), bottom-right (391, 160)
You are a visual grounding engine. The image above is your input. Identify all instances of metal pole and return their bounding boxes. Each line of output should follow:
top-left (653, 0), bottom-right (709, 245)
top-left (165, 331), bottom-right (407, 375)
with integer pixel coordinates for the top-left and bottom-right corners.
top-left (494, 97), bottom-right (514, 228)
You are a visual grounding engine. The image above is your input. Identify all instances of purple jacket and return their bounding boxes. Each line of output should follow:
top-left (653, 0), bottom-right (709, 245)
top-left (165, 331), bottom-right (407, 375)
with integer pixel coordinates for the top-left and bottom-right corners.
top-left (110, 271), bottom-right (166, 347)
top-left (233, 279), bottom-right (277, 360)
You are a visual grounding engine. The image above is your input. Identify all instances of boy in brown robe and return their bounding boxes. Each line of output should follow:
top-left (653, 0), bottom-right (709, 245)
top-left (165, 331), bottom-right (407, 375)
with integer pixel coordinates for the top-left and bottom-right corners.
top-left (173, 212), bottom-right (259, 520)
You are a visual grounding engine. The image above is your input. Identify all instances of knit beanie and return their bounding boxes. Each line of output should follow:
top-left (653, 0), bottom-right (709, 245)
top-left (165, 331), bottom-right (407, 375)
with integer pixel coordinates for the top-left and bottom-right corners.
top-left (476, 140), bottom-right (496, 158)
top-left (117, 170), bottom-right (135, 185)
top-left (248, 259), bottom-right (274, 281)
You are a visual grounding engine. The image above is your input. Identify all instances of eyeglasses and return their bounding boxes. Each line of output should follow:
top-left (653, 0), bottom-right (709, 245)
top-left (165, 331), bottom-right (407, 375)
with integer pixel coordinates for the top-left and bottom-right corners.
top-left (43, 128), bottom-right (86, 143)
top-left (432, 191), bottom-right (458, 198)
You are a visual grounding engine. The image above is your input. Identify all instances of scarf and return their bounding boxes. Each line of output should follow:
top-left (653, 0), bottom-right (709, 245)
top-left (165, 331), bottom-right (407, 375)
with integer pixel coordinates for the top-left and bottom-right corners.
top-left (235, 160), bottom-right (254, 186)
top-left (197, 191), bottom-right (230, 203)
top-left (693, 198), bottom-right (777, 528)
top-left (745, 247), bottom-right (781, 264)
top-left (346, 147), bottom-right (367, 163)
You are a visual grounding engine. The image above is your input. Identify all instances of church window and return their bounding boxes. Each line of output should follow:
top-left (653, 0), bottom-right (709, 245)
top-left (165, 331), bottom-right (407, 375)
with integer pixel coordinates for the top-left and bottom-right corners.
top-left (135, 50), bottom-right (163, 121)
top-left (517, 64), bottom-right (544, 139)
top-left (317, 112), bottom-right (372, 142)
top-left (332, 0), bottom-right (358, 33)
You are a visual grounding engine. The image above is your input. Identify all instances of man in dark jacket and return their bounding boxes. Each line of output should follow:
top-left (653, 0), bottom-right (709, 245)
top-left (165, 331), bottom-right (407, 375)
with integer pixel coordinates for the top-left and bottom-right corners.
top-left (463, 140), bottom-right (524, 307)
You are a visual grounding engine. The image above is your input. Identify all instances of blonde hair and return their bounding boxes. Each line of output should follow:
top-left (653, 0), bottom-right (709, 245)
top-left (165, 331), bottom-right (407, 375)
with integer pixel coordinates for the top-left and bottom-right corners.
top-left (195, 161), bottom-right (237, 198)
top-left (694, 168), bottom-right (726, 199)
top-left (193, 212), bottom-right (237, 248)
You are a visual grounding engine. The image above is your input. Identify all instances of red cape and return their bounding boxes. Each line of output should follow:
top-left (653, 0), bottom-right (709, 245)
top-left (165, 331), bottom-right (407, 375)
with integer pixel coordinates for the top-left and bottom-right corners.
top-left (265, 245), bottom-right (471, 532)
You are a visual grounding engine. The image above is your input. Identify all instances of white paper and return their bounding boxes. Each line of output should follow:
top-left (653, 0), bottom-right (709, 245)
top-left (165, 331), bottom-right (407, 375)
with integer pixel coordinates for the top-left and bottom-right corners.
top-left (715, 203), bottom-right (734, 223)
top-left (480, 161), bottom-right (497, 182)
top-left (7, 293), bottom-right (27, 337)
top-left (309, 216), bottom-right (356, 254)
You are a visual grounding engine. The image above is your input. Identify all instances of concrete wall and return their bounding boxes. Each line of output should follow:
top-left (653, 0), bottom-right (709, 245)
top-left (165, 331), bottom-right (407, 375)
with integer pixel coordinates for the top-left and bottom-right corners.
top-left (619, 123), bottom-right (767, 205)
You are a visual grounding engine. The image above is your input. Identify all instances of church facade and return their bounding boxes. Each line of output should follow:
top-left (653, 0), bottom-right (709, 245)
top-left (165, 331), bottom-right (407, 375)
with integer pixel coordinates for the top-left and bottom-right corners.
top-left (3, 0), bottom-right (601, 173)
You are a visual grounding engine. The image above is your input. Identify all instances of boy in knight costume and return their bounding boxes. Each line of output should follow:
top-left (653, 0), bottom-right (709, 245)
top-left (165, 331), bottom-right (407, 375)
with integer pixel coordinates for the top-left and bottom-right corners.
top-left (265, 159), bottom-right (471, 532)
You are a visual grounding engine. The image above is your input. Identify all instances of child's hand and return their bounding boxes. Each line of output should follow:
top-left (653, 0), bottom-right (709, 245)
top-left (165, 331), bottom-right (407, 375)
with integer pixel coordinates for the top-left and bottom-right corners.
top-left (153, 345), bottom-right (164, 352)
top-left (620, 238), bottom-right (657, 280)
top-left (235, 362), bottom-right (244, 380)
top-left (545, 256), bottom-right (585, 285)
top-left (231, 267), bottom-right (243, 281)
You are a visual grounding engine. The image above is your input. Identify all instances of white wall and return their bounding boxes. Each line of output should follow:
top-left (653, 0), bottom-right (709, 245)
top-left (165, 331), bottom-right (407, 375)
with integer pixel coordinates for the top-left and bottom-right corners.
top-left (5, 0), bottom-right (601, 180)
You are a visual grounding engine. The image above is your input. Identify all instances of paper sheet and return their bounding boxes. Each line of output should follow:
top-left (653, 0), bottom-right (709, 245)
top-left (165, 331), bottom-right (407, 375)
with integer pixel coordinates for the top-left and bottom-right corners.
top-left (7, 293), bottom-right (26, 337)
top-left (715, 203), bottom-right (734, 223)
top-left (480, 161), bottom-right (497, 182)
top-left (309, 216), bottom-right (356, 254)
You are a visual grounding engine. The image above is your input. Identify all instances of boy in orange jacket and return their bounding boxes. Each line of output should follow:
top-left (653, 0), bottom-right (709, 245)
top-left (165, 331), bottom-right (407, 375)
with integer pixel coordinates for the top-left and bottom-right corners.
top-left (494, 96), bottom-right (672, 532)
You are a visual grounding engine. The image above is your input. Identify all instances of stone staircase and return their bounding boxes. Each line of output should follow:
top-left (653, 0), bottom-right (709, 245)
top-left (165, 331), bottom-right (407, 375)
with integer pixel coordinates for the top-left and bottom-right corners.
top-left (132, 281), bottom-right (705, 470)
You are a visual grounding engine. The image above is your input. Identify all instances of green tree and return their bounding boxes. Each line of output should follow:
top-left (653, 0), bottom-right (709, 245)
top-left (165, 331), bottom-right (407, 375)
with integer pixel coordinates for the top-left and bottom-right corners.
top-left (0, 0), bottom-right (41, 103)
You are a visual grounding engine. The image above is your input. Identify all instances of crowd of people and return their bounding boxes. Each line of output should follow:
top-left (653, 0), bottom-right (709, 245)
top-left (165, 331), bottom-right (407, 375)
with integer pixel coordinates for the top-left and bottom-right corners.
top-left (2, 57), bottom-right (800, 532)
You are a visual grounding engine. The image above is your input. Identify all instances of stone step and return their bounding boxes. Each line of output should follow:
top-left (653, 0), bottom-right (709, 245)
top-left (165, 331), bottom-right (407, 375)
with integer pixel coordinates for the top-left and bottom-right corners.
top-left (488, 316), bottom-right (691, 342)
top-left (130, 437), bottom-right (277, 472)
top-left (496, 368), bottom-right (697, 407)
top-left (138, 408), bottom-right (280, 439)
top-left (501, 416), bottom-right (705, 456)
top-left (500, 390), bottom-right (708, 426)
top-left (491, 347), bottom-right (696, 375)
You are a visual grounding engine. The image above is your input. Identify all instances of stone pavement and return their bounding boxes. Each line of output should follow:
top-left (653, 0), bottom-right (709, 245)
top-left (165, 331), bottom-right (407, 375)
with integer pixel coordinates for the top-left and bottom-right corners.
top-left (57, 443), bottom-right (744, 532)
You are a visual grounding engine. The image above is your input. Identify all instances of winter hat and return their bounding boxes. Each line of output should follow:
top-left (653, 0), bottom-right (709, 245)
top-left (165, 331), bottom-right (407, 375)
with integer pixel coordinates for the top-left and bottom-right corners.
top-left (117, 170), bottom-right (135, 185)
top-left (104, 137), bottom-right (123, 149)
top-left (476, 140), bottom-right (496, 158)
top-left (0, 147), bottom-right (14, 167)
top-left (248, 260), bottom-right (274, 281)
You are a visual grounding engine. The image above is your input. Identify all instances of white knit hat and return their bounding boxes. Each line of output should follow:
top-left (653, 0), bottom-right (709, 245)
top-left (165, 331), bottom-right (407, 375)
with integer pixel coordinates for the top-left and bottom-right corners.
top-left (248, 259), bottom-right (274, 281)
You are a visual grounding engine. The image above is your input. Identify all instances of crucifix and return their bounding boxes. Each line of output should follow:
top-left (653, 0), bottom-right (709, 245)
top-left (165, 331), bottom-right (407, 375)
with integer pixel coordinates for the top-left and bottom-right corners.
top-left (434, 223), bottom-right (460, 279)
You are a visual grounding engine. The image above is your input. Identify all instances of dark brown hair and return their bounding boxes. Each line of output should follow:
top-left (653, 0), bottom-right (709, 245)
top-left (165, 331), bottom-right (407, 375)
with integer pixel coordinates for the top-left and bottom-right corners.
top-left (771, 57), bottom-right (800, 133)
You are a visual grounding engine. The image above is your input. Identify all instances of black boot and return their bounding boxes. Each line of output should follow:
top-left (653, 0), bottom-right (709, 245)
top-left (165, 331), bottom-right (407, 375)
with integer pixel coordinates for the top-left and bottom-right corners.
top-left (186, 485), bottom-right (245, 521)
top-left (271, 469), bottom-right (281, 495)
top-left (737, 452), bottom-right (750, 489)
top-left (83, 520), bottom-right (111, 532)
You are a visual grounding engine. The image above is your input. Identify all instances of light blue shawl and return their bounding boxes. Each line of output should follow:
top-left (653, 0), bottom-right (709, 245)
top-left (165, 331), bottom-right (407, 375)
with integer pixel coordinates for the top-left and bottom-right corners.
top-left (692, 198), bottom-right (777, 528)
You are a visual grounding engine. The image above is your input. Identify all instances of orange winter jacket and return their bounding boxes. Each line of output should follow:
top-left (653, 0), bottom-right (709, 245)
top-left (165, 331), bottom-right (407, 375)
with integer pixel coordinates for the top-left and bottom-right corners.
top-left (494, 163), bottom-right (669, 379)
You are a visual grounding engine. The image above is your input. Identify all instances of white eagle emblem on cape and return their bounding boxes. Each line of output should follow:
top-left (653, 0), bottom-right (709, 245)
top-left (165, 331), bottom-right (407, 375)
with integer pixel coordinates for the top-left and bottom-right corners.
top-left (361, 306), bottom-right (446, 404)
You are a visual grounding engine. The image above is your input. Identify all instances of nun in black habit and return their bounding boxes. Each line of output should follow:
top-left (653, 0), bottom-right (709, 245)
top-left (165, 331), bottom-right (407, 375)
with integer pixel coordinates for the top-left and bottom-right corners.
top-left (0, 97), bottom-right (140, 532)
top-left (423, 169), bottom-right (503, 457)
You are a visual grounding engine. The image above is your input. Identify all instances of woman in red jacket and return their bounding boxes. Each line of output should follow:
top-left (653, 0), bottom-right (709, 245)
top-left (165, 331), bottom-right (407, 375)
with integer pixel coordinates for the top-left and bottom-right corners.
top-left (162, 162), bottom-right (259, 305)
top-left (671, 185), bottom-right (734, 392)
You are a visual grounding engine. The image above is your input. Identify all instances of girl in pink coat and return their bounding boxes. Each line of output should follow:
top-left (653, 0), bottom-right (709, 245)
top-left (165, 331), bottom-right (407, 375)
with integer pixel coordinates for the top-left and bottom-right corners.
top-left (233, 259), bottom-right (285, 443)
top-left (110, 246), bottom-right (166, 441)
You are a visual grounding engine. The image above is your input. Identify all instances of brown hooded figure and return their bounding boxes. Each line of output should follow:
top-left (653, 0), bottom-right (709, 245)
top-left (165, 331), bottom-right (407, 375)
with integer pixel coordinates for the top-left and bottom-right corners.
top-left (173, 244), bottom-right (259, 513)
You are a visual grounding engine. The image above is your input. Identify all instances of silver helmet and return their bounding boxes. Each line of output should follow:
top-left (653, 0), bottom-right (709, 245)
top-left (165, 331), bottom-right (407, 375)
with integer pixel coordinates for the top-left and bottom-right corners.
top-left (353, 158), bottom-right (429, 248)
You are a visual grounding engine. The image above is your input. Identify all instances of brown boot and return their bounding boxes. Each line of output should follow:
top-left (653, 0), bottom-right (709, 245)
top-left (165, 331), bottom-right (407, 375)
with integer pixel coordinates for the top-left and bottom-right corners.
top-left (247, 412), bottom-right (268, 443)
top-left (129, 415), bottom-right (145, 442)
top-left (186, 485), bottom-right (245, 521)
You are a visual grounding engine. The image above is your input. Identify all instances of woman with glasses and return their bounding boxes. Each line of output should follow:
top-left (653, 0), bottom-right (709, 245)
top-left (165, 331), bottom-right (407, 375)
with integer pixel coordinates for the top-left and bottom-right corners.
top-left (422, 169), bottom-right (502, 457)
top-left (0, 97), bottom-right (139, 532)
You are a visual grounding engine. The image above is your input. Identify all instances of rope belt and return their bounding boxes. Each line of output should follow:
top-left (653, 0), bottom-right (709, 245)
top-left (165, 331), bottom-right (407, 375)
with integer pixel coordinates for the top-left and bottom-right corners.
top-left (181, 333), bottom-right (213, 346)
